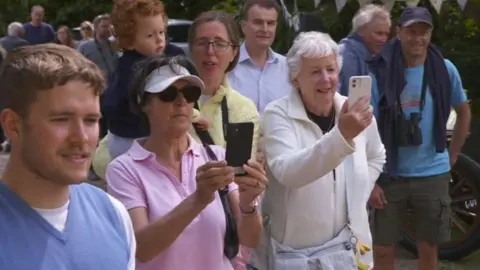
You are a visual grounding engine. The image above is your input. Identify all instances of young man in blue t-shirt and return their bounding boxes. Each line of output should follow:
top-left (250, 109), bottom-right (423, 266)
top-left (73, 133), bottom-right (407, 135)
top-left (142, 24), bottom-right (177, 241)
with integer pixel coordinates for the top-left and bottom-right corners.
top-left (0, 44), bottom-right (136, 270)
top-left (368, 7), bottom-right (471, 270)
top-left (23, 5), bottom-right (55, 45)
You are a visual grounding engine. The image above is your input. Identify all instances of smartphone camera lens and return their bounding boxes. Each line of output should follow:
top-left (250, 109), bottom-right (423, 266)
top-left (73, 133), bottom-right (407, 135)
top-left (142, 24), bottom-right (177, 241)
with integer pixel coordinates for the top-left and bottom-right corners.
top-left (352, 84), bottom-right (356, 88)
top-left (352, 79), bottom-right (356, 83)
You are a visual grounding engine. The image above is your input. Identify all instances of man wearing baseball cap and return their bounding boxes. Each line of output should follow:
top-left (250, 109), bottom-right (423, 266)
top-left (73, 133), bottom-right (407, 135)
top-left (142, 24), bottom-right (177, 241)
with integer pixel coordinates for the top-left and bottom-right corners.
top-left (367, 7), bottom-right (471, 269)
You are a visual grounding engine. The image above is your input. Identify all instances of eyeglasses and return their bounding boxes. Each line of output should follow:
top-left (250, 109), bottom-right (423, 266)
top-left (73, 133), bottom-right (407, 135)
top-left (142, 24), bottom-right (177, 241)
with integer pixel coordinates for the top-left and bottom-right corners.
top-left (155, 85), bottom-right (201, 103)
top-left (193, 39), bottom-right (234, 52)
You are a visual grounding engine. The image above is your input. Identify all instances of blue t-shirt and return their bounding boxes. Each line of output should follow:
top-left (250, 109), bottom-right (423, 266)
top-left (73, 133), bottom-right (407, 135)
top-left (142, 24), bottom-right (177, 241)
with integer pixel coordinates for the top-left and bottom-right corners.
top-left (370, 59), bottom-right (467, 177)
top-left (23, 22), bottom-right (55, 45)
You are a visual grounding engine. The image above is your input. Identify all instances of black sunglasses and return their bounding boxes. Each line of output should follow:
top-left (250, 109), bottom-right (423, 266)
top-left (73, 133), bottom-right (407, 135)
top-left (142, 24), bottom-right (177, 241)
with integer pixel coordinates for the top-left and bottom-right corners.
top-left (155, 85), bottom-right (201, 103)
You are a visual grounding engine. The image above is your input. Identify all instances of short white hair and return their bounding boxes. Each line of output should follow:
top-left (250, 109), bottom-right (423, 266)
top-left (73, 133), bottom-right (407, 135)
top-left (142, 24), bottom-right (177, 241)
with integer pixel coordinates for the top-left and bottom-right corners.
top-left (286, 31), bottom-right (343, 82)
top-left (7, 22), bottom-right (24, 36)
top-left (352, 4), bottom-right (390, 33)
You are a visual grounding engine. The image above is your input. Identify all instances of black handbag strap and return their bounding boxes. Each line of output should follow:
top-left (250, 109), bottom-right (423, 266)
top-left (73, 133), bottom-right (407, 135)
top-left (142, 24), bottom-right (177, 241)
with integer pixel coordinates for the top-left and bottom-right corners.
top-left (193, 96), bottom-right (229, 195)
top-left (203, 143), bottom-right (238, 259)
top-left (196, 98), bottom-right (239, 260)
top-left (203, 144), bottom-right (228, 195)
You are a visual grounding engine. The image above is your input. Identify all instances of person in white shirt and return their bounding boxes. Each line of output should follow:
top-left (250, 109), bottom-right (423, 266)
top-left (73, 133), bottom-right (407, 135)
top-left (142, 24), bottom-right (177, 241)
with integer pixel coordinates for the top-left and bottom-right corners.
top-left (251, 31), bottom-right (386, 270)
top-left (228, 0), bottom-right (290, 116)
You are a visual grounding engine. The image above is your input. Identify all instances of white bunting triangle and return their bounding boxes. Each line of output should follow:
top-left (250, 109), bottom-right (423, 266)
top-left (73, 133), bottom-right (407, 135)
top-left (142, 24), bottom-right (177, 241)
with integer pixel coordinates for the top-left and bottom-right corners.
top-left (457, 0), bottom-right (468, 9)
top-left (335, 0), bottom-right (349, 12)
top-left (429, 0), bottom-right (444, 13)
top-left (283, 0), bottom-right (459, 21)
top-left (405, 0), bottom-right (421, 7)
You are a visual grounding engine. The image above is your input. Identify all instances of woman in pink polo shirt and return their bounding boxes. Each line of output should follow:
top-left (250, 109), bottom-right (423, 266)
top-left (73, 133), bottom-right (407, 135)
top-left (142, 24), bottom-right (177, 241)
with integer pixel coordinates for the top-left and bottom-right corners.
top-left (106, 55), bottom-right (267, 270)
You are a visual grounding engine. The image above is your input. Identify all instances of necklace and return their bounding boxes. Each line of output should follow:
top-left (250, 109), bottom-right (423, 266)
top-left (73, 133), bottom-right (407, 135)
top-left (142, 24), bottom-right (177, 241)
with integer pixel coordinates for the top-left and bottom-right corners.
top-left (306, 107), bottom-right (336, 133)
top-left (327, 109), bottom-right (336, 132)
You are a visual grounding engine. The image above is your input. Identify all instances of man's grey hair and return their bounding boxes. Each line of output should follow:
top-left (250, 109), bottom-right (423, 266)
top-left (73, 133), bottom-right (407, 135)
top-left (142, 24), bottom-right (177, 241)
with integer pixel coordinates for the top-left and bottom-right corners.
top-left (7, 22), bottom-right (24, 36)
top-left (352, 4), bottom-right (390, 33)
top-left (286, 31), bottom-right (343, 82)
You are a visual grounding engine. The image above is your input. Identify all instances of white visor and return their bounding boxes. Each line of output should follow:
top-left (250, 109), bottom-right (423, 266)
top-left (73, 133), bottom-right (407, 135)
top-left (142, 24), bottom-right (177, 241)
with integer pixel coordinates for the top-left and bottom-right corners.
top-left (144, 64), bottom-right (205, 94)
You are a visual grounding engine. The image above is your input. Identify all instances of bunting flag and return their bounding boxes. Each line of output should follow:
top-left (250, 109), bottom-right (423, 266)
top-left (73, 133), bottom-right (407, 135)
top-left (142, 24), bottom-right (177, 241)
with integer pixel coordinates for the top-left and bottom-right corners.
top-left (430, 0), bottom-right (444, 13)
top-left (355, 0), bottom-right (395, 11)
top-left (279, 0), bottom-right (300, 31)
top-left (335, 0), bottom-right (348, 12)
top-left (457, 0), bottom-right (468, 10)
top-left (316, 0), bottom-right (455, 13)
top-left (405, 0), bottom-right (421, 7)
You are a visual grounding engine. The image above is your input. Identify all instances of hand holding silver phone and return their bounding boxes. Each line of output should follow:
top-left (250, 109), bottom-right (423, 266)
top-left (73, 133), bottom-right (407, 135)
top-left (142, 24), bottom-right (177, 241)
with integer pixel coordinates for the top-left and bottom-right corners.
top-left (347, 76), bottom-right (372, 110)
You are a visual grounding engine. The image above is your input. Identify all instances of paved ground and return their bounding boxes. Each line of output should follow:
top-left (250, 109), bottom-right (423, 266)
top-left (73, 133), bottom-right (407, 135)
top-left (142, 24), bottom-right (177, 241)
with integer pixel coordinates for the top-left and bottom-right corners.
top-left (0, 153), bottom-right (478, 269)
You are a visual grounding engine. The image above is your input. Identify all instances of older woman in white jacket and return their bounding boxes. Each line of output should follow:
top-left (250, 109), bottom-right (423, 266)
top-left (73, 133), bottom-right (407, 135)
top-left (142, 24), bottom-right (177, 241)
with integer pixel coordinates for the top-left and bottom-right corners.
top-left (251, 32), bottom-right (386, 270)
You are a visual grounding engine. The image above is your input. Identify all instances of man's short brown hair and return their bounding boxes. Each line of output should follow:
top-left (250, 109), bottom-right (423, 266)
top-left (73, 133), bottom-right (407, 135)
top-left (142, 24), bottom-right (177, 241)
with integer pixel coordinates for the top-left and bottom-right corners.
top-left (111, 0), bottom-right (166, 50)
top-left (242, 0), bottom-right (281, 19)
top-left (0, 44), bottom-right (105, 118)
top-left (93, 14), bottom-right (111, 28)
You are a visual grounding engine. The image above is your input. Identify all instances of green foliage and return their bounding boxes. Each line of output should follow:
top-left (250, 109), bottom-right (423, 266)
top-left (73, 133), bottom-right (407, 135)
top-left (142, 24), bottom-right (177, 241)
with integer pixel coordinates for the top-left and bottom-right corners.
top-left (268, 0), bottom-right (480, 113)
top-left (1, 0), bottom-right (480, 112)
top-left (212, 0), bottom-right (239, 13)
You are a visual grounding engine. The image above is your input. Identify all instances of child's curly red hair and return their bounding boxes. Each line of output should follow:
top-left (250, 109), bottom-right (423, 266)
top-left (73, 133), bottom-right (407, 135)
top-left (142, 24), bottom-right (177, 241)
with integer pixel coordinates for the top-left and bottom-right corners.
top-left (111, 0), bottom-right (166, 50)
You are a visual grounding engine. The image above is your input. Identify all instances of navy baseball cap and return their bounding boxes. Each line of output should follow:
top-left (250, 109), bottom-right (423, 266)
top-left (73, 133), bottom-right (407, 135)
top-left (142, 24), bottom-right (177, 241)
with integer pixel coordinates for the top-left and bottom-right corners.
top-left (398, 7), bottom-right (433, 27)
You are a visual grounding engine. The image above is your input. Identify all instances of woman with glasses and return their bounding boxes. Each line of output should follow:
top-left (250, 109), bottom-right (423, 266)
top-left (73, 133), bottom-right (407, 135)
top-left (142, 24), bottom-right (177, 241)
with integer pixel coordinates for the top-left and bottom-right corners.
top-left (187, 11), bottom-right (260, 154)
top-left (188, 12), bottom-right (262, 269)
top-left (106, 55), bottom-right (267, 270)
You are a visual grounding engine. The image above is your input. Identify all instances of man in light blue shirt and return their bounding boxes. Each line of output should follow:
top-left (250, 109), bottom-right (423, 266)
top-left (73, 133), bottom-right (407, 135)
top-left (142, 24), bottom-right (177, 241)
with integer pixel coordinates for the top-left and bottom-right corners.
top-left (228, 0), bottom-right (290, 116)
top-left (368, 7), bottom-right (471, 270)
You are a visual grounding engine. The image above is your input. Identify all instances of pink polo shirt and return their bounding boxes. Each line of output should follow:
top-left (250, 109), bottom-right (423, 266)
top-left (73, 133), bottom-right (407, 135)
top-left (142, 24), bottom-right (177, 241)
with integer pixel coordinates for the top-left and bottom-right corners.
top-left (106, 136), bottom-right (237, 270)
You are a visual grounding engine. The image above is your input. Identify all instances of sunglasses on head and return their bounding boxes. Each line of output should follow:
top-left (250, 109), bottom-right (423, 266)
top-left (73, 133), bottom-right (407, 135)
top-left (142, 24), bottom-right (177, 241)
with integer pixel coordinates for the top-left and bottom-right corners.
top-left (155, 85), bottom-right (201, 103)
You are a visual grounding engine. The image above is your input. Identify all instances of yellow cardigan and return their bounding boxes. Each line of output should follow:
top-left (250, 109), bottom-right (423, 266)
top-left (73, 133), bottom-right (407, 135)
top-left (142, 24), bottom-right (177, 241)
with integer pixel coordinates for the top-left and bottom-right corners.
top-left (188, 78), bottom-right (260, 157)
top-left (92, 78), bottom-right (259, 180)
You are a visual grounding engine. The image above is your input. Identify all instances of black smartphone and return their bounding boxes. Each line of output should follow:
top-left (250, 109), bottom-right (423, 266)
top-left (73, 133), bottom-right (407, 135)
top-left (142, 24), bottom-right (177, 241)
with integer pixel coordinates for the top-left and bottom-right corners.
top-left (225, 122), bottom-right (254, 176)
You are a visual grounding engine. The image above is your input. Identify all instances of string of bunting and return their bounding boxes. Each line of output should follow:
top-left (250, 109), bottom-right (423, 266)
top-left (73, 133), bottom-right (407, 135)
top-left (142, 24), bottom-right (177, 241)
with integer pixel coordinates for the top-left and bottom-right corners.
top-left (278, 0), bottom-right (467, 30)
top-left (300, 0), bottom-right (467, 14)
top-left (344, 0), bottom-right (466, 13)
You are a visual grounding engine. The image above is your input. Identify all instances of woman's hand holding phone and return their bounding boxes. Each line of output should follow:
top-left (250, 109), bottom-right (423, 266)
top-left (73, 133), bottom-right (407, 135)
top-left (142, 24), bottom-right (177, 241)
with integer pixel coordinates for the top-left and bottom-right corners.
top-left (234, 159), bottom-right (268, 210)
top-left (194, 161), bottom-right (234, 205)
